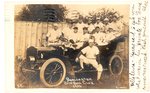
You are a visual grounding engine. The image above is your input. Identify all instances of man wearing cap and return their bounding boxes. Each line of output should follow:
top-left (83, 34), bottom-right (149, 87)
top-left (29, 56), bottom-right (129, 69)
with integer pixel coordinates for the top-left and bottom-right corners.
top-left (92, 26), bottom-right (101, 44)
top-left (82, 27), bottom-right (90, 42)
top-left (62, 23), bottom-right (73, 39)
top-left (103, 17), bottom-right (110, 32)
top-left (92, 26), bottom-right (109, 46)
top-left (104, 17), bottom-right (122, 42)
top-left (102, 17), bottom-right (115, 44)
top-left (96, 21), bottom-right (105, 32)
top-left (75, 20), bottom-right (86, 34)
top-left (46, 24), bottom-right (62, 45)
top-left (69, 27), bottom-right (80, 42)
top-left (87, 22), bottom-right (95, 34)
top-left (77, 38), bottom-right (103, 80)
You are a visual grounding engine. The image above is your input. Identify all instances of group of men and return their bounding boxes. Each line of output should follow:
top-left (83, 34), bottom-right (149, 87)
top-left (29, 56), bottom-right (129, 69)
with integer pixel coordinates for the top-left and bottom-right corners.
top-left (46, 18), bottom-right (123, 47)
top-left (46, 19), bottom-right (123, 80)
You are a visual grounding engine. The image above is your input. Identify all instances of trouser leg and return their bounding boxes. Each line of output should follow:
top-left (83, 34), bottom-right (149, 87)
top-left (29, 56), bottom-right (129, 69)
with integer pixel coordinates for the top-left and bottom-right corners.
top-left (97, 64), bottom-right (103, 80)
top-left (79, 55), bottom-right (88, 69)
top-left (91, 60), bottom-right (103, 80)
top-left (80, 59), bottom-right (84, 69)
top-left (79, 57), bottom-right (103, 80)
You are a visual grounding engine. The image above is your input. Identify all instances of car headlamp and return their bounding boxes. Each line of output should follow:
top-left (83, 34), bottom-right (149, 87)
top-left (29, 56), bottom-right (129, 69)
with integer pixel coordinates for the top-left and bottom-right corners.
top-left (29, 56), bottom-right (35, 62)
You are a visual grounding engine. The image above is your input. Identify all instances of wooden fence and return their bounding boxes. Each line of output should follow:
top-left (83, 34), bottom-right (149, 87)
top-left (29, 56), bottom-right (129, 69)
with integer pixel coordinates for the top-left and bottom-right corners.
top-left (14, 21), bottom-right (63, 58)
top-left (14, 21), bottom-right (129, 61)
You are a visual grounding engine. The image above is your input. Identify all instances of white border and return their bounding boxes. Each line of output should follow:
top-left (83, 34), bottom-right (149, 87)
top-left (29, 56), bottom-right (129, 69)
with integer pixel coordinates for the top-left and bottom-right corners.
top-left (0, 0), bottom-right (5, 93)
top-left (3, 0), bottom-right (150, 93)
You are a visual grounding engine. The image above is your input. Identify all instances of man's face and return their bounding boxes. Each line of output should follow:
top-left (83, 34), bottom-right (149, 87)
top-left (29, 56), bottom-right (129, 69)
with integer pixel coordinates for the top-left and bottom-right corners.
top-left (89, 42), bottom-right (94, 47)
top-left (54, 26), bottom-right (58, 30)
top-left (74, 29), bottom-right (78, 33)
top-left (78, 20), bottom-right (82, 24)
top-left (113, 17), bottom-right (117, 22)
top-left (104, 21), bottom-right (109, 25)
top-left (96, 20), bottom-right (100, 24)
top-left (95, 27), bottom-right (100, 33)
top-left (83, 29), bottom-right (88, 34)
top-left (68, 24), bottom-right (73, 29)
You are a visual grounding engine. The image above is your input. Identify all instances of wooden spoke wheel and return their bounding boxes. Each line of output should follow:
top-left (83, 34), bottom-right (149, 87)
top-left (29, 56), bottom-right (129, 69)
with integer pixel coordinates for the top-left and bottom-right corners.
top-left (40, 58), bottom-right (66, 87)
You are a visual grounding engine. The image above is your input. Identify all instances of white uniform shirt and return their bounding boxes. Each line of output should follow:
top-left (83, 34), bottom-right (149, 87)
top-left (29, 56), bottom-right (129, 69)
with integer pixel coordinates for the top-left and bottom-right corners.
top-left (94, 22), bottom-right (104, 31)
top-left (46, 29), bottom-right (62, 42)
top-left (69, 32), bottom-right (82, 42)
top-left (75, 23), bottom-right (86, 34)
top-left (93, 32), bottom-right (108, 45)
top-left (82, 33), bottom-right (90, 41)
top-left (94, 23), bottom-right (99, 28)
top-left (62, 24), bottom-right (72, 39)
top-left (92, 32), bottom-right (100, 43)
top-left (81, 46), bottom-right (99, 59)
top-left (107, 21), bottom-right (123, 31)
top-left (106, 31), bottom-right (121, 41)
top-left (99, 22), bottom-right (105, 31)
top-left (88, 24), bottom-right (95, 33)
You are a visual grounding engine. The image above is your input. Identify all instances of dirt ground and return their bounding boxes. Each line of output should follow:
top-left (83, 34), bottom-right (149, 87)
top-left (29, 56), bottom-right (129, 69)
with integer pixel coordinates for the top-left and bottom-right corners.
top-left (15, 59), bottom-right (129, 89)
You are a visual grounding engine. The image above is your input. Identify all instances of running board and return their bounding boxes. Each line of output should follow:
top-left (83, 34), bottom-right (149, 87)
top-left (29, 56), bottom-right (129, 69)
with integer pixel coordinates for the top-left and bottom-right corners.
top-left (22, 68), bottom-right (38, 73)
top-left (74, 69), bottom-right (108, 73)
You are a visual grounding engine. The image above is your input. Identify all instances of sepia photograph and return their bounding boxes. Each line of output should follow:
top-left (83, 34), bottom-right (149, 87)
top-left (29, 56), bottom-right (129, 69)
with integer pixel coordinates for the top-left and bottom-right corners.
top-left (14, 4), bottom-right (129, 89)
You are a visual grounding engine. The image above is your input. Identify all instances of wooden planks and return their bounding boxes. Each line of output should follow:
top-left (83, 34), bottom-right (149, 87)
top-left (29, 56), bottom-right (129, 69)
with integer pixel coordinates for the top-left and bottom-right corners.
top-left (14, 21), bottom-right (51, 58)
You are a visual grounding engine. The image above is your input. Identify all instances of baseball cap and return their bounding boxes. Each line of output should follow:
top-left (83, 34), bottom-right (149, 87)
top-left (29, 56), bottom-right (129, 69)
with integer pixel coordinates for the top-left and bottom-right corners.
top-left (104, 17), bottom-right (109, 21)
top-left (83, 27), bottom-right (88, 30)
top-left (73, 27), bottom-right (78, 29)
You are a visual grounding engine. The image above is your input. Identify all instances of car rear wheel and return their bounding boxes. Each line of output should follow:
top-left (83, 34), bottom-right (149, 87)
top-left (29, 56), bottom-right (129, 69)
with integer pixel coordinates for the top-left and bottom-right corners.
top-left (109, 55), bottom-right (123, 75)
top-left (40, 58), bottom-right (66, 87)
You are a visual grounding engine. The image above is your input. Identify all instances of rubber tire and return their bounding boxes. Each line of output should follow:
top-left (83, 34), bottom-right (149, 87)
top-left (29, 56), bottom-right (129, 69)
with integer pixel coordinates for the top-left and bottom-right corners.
top-left (40, 58), bottom-right (66, 87)
top-left (109, 55), bottom-right (123, 75)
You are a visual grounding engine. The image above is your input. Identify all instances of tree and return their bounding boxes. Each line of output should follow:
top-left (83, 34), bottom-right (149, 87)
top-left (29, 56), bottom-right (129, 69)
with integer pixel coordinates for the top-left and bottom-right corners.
top-left (98, 8), bottom-right (123, 24)
top-left (15, 4), bottom-right (67, 22)
top-left (64, 8), bottom-right (123, 24)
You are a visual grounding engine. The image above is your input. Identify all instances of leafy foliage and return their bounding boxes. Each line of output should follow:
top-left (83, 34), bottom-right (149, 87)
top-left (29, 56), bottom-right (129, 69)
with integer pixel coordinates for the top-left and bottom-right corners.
top-left (15, 4), bottom-right (67, 22)
top-left (65, 8), bottom-right (123, 24)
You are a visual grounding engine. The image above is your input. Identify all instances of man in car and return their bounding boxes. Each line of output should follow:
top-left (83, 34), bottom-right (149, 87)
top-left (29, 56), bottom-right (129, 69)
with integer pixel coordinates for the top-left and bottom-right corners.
top-left (92, 26), bottom-right (109, 46)
top-left (69, 27), bottom-right (80, 43)
top-left (76, 38), bottom-right (103, 80)
top-left (46, 24), bottom-right (62, 45)
top-left (68, 27), bottom-right (83, 49)
top-left (82, 27), bottom-right (90, 42)
top-left (87, 21), bottom-right (95, 34)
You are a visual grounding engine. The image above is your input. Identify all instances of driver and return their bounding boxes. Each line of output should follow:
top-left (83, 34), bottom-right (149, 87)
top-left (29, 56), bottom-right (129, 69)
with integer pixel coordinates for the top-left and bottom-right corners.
top-left (46, 24), bottom-right (62, 45)
top-left (77, 38), bottom-right (103, 80)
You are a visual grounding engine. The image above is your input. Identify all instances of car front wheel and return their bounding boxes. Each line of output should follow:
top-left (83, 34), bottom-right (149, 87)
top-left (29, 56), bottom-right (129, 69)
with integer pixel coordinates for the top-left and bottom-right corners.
top-left (40, 58), bottom-right (66, 87)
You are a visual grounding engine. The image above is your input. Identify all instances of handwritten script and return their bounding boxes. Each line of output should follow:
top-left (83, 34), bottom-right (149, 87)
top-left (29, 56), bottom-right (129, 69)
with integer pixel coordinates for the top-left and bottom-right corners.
top-left (129, 0), bottom-right (148, 89)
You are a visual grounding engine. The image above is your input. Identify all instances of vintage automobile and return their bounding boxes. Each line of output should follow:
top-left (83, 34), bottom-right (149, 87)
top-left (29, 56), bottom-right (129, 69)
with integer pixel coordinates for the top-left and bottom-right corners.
top-left (19, 35), bottom-right (127, 87)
